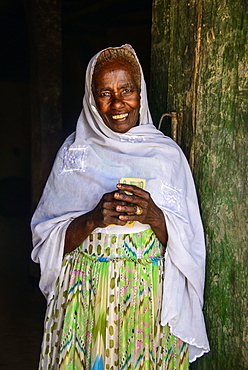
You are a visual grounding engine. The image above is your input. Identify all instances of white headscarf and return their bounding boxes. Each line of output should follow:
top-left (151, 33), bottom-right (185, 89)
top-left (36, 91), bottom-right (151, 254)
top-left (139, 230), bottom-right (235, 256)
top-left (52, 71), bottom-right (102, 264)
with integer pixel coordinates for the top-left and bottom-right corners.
top-left (31, 44), bottom-right (209, 362)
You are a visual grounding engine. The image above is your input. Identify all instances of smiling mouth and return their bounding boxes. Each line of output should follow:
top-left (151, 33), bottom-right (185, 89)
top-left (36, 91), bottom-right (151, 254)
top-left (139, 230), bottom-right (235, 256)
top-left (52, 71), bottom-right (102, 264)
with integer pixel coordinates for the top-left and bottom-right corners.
top-left (112, 113), bottom-right (128, 120)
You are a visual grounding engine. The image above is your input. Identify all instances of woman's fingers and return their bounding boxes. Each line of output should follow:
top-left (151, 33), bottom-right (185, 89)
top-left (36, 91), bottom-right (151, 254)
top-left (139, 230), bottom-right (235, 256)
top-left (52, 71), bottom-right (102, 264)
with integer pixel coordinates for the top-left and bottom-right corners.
top-left (116, 204), bottom-right (140, 214)
top-left (114, 184), bottom-right (149, 209)
top-left (114, 184), bottom-right (167, 246)
top-left (116, 183), bottom-right (149, 200)
top-left (95, 186), bottom-right (161, 228)
top-left (103, 200), bottom-right (126, 210)
top-left (114, 184), bottom-right (161, 226)
top-left (95, 191), bottom-right (129, 226)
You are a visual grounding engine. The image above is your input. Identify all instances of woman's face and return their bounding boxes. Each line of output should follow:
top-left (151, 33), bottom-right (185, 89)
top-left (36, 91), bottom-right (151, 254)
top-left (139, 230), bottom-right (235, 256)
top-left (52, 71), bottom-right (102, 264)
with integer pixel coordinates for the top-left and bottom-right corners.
top-left (93, 61), bottom-right (140, 133)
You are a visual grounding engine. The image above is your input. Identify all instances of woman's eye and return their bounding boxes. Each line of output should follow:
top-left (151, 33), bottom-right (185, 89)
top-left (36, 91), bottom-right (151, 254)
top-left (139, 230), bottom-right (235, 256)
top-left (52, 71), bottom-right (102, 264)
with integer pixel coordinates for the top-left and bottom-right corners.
top-left (99, 91), bottom-right (111, 98)
top-left (122, 89), bottom-right (132, 95)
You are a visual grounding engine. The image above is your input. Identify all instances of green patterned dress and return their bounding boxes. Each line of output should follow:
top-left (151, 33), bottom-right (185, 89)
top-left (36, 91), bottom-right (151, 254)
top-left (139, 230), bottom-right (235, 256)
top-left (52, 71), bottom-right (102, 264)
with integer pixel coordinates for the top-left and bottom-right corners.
top-left (39, 228), bottom-right (189, 369)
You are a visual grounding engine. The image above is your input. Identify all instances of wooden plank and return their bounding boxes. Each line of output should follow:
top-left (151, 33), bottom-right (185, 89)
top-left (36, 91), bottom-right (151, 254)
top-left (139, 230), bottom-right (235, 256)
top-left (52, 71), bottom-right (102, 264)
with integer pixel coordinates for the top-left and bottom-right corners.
top-left (193, 1), bottom-right (248, 368)
top-left (24, 0), bottom-right (62, 209)
top-left (151, 0), bottom-right (248, 368)
top-left (150, 0), bottom-right (171, 135)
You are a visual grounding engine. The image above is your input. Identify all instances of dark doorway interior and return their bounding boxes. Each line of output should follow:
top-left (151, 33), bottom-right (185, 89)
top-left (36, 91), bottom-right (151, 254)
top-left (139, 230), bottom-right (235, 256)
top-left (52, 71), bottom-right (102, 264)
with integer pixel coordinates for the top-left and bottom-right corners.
top-left (62, 1), bottom-right (152, 138)
top-left (0, 1), bottom-right (152, 368)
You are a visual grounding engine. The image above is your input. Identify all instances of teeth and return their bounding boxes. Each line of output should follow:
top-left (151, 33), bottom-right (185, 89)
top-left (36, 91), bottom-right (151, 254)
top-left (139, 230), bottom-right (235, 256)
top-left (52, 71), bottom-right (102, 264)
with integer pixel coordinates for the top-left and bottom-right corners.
top-left (112, 113), bottom-right (128, 120)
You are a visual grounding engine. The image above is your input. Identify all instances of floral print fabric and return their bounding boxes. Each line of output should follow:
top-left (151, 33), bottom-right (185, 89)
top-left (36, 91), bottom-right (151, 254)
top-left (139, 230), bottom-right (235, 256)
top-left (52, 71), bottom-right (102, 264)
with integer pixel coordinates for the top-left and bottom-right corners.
top-left (39, 229), bottom-right (189, 369)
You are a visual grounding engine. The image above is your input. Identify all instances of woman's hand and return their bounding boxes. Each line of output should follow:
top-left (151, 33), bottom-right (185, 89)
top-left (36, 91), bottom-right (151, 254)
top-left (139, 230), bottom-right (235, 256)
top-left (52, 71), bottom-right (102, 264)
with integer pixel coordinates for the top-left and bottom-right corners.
top-left (90, 190), bottom-right (130, 228)
top-left (64, 184), bottom-right (168, 254)
top-left (114, 183), bottom-right (168, 245)
top-left (64, 190), bottom-right (129, 253)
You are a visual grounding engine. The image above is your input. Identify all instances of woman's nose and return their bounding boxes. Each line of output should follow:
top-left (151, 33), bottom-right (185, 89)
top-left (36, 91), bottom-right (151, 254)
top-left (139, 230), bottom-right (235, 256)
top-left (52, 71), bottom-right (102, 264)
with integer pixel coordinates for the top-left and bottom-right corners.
top-left (110, 95), bottom-right (124, 109)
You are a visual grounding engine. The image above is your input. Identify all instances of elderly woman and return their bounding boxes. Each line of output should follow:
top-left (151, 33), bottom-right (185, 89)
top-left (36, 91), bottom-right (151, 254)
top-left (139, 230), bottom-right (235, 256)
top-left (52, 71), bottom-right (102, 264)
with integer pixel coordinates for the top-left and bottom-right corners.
top-left (31, 44), bottom-right (209, 369)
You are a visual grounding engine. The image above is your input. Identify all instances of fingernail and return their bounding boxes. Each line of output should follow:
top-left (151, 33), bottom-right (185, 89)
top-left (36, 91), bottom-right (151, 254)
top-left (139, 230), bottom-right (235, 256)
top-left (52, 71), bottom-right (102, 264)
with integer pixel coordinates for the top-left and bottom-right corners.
top-left (116, 184), bottom-right (121, 188)
top-left (114, 193), bottom-right (119, 198)
top-left (116, 206), bottom-right (121, 211)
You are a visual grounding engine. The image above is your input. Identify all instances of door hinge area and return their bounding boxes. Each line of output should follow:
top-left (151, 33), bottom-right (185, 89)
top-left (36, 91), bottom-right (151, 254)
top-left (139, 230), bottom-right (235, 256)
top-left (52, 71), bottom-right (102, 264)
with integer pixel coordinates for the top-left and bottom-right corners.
top-left (158, 112), bottom-right (183, 146)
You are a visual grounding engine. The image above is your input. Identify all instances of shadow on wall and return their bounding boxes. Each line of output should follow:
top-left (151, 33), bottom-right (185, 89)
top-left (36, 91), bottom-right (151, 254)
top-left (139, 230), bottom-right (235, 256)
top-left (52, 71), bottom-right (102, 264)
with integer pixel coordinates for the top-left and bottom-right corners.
top-left (0, 175), bottom-right (46, 369)
top-left (0, 176), bottom-right (31, 218)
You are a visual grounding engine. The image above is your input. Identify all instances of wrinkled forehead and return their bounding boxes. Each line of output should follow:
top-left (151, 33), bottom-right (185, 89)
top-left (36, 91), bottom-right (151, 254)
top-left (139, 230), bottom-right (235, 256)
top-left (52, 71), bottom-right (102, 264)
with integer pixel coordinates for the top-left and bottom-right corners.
top-left (92, 47), bottom-right (141, 91)
top-left (92, 58), bottom-right (140, 90)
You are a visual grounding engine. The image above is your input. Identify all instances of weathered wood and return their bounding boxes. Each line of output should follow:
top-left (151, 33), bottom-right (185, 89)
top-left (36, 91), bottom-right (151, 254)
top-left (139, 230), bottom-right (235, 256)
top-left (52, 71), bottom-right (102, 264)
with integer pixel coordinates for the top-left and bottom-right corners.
top-left (149, 0), bottom-right (171, 135)
top-left (151, 0), bottom-right (248, 368)
top-left (193, 1), bottom-right (248, 368)
top-left (24, 0), bottom-right (62, 209)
